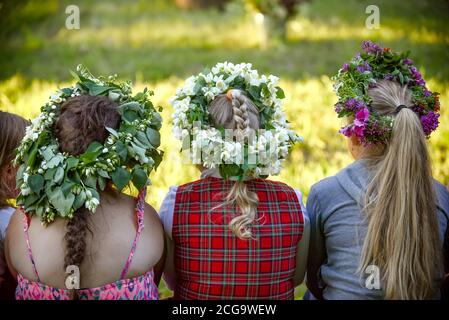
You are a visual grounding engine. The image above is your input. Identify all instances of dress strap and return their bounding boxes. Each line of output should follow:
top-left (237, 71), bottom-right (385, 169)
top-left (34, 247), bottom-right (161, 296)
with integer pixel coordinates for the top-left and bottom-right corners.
top-left (119, 187), bottom-right (147, 280)
top-left (20, 208), bottom-right (40, 281)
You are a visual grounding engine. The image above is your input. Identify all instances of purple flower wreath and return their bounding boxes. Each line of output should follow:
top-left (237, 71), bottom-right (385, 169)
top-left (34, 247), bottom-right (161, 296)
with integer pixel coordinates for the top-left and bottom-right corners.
top-left (332, 40), bottom-right (441, 144)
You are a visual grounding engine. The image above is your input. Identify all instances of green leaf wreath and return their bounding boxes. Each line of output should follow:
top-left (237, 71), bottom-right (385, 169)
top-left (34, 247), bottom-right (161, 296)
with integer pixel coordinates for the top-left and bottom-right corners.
top-left (15, 65), bottom-right (164, 224)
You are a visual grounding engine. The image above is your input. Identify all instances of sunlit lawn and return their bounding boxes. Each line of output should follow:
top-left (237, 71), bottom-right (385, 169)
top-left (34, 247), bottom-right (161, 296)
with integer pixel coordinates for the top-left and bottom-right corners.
top-left (1, 0), bottom-right (448, 299)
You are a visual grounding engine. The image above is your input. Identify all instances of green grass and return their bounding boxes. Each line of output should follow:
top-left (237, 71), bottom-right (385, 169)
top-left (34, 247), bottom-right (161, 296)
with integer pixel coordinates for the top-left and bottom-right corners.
top-left (1, 0), bottom-right (448, 299)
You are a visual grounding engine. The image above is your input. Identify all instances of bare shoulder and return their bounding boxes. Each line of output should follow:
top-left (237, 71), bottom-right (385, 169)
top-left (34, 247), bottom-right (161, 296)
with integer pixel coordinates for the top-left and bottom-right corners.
top-left (5, 208), bottom-right (24, 247)
top-left (5, 209), bottom-right (27, 272)
top-left (143, 202), bottom-right (163, 234)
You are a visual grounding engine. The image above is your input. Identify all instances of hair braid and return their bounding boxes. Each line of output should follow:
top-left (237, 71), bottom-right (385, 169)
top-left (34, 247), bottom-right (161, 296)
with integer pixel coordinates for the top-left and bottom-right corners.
top-left (208, 89), bottom-right (261, 239)
top-left (54, 94), bottom-right (120, 299)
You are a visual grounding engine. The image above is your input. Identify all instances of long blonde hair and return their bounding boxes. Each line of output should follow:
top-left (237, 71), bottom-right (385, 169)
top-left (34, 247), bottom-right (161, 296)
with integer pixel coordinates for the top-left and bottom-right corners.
top-left (208, 89), bottom-right (260, 240)
top-left (360, 80), bottom-right (442, 299)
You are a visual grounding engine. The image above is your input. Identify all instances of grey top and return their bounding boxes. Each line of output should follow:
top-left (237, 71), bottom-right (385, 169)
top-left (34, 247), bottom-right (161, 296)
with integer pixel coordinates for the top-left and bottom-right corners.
top-left (306, 159), bottom-right (449, 300)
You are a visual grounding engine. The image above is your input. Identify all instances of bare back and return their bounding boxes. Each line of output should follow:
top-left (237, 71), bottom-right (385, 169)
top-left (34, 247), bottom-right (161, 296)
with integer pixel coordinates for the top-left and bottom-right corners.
top-left (6, 191), bottom-right (165, 289)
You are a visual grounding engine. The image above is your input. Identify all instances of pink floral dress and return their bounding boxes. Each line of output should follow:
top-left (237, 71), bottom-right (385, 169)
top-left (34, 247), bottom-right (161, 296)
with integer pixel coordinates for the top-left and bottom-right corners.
top-left (15, 189), bottom-right (159, 300)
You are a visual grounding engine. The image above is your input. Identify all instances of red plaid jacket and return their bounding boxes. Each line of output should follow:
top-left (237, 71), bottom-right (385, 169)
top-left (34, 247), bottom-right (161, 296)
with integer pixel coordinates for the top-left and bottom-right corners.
top-left (172, 177), bottom-right (304, 300)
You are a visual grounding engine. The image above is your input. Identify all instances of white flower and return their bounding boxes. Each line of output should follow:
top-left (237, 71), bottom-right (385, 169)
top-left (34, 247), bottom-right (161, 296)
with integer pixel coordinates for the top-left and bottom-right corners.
top-left (21, 187), bottom-right (31, 196)
top-left (102, 148), bottom-right (108, 153)
top-left (214, 77), bottom-right (227, 92)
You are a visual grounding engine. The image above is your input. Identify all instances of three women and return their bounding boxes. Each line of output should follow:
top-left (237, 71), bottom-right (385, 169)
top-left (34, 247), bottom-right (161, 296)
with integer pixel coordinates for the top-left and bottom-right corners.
top-left (1, 42), bottom-right (448, 300)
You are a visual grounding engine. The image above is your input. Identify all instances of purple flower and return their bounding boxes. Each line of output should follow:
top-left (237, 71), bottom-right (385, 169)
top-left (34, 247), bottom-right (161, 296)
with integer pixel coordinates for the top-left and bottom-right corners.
top-left (409, 66), bottom-right (426, 87)
top-left (403, 58), bottom-right (413, 65)
top-left (351, 107), bottom-right (370, 137)
top-left (339, 126), bottom-right (353, 137)
top-left (345, 98), bottom-right (365, 111)
top-left (423, 88), bottom-right (432, 97)
top-left (334, 103), bottom-right (343, 113)
top-left (341, 63), bottom-right (349, 72)
top-left (361, 40), bottom-right (382, 54)
top-left (416, 78), bottom-right (426, 86)
top-left (354, 107), bottom-right (369, 126)
top-left (384, 74), bottom-right (394, 81)
top-left (356, 61), bottom-right (372, 73)
top-left (420, 111), bottom-right (440, 136)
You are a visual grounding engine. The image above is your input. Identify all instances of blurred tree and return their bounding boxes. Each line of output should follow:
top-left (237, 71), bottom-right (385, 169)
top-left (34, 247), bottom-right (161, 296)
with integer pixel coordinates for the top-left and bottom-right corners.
top-left (245, 0), bottom-right (309, 45)
top-left (174, 0), bottom-right (229, 10)
top-left (0, 0), bottom-right (29, 38)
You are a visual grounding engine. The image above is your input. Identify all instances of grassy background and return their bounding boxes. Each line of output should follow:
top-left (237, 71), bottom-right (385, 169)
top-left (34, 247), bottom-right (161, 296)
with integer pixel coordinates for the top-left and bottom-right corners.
top-left (1, 0), bottom-right (448, 299)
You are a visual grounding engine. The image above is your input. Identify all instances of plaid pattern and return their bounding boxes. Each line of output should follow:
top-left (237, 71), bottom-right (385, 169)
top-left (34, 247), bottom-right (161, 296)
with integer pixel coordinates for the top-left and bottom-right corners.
top-left (172, 177), bottom-right (304, 300)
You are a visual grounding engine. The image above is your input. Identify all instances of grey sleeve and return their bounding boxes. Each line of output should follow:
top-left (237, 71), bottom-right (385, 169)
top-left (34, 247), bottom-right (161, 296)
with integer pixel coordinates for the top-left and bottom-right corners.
top-left (306, 186), bottom-right (327, 299)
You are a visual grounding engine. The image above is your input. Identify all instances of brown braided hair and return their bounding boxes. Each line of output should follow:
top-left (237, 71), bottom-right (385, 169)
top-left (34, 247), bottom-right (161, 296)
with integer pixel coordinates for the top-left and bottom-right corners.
top-left (0, 111), bottom-right (28, 209)
top-left (54, 95), bottom-right (120, 298)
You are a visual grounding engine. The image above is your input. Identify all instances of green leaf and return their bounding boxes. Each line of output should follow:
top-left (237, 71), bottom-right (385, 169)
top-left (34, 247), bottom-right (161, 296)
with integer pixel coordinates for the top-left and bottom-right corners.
top-left (132, 166), bottom-right (148, 190)
top-left (80, 142), bottom-right (102, 164)
top-left (29, 175), bottom-right (44, 193)
top-left (27, 142), bottom-right (39, 168)
top-left (106, 127), bottom-right (119, 138)
top-left (146, 128), bottom-right (161, 148)
top-left (135, 131), bottom-right (151, 148)
top-left (123, 110), bottom-right (139, 123)
top-left (97, 169), bottom-right (110, 179)
top-left (84, 175), bottom-right (97, 188)
top-left (111, 167), bottom-right (131, 191)
top-left (16, 164), bottom-right (26, 187)
top-left (276, 87), bottom-right (285, 99)
top-left (84, 82), bottom-right (114, 96)
top-left (219, 164), bottom-right (242, 180)
top-left (44, 167), bottom-right (57, 181)
top-left (118, 102), bottom-right (141, 114)
top-left (54, 167), bottom-right (65, 184)
top-left (66, 157), bottom-right (79, 171)
top-left (248, 86), bottom-right (261, 100)
top-left (116, 141), bottom-right (128, 161)
top-left (41, 147), bottom-right (55, 161)
top-left (24, 194), bottom-right (40, 207)
top-left (62, 182), bottom-right (75, 196)
top-left (49, 190), bottom-right (75, 216)
top-left (98, 176), bottom-right (107, 191)
top-left (46, 154), bottom-right (64, 169)
top-left (73, 191), bottom-right (86, 211)
top-left (150, 113), bottom-right (163, 130)
top-left (130, 142), bottom-right (147, 160)
top-left (85, 141), bottom-right (103, 154)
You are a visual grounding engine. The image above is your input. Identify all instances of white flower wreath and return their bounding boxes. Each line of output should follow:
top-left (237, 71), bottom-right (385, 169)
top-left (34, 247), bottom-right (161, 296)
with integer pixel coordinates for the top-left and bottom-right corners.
top-left (170, 62), bottom-right (302, 179)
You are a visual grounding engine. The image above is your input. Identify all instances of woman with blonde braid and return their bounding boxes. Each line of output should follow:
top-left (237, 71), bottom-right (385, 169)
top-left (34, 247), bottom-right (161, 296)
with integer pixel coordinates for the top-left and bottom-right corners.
top-left (306, 42), bottom-right (449, 300)
top-left (162, 62), bottom-right (309, 299)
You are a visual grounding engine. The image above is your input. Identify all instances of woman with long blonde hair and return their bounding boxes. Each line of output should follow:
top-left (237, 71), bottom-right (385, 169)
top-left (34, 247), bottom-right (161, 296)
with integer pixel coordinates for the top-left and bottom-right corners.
top-left (306, 41), bottom-right (449, 300)
top-left (162, 62), bottom-right (309, 299)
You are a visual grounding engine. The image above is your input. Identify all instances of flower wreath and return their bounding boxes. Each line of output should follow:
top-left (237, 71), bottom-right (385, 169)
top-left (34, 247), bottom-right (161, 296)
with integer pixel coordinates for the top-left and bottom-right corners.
top-left (15, 65), bottom-right (164, 224)
top-left (332, 40), bottom-right (440, 144)
top-left (170, 62), bottom-right (301, 179)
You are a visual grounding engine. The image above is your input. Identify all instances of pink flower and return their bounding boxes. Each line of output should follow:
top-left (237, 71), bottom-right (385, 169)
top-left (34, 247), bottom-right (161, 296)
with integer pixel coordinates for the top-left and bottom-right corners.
top-left (354, 107), bottom-right (369, 126)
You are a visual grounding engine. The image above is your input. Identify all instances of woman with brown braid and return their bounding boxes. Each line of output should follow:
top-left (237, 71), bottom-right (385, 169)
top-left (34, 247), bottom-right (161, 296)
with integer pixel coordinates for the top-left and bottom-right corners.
top-left (5, 94), bottom-right (165, 300)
